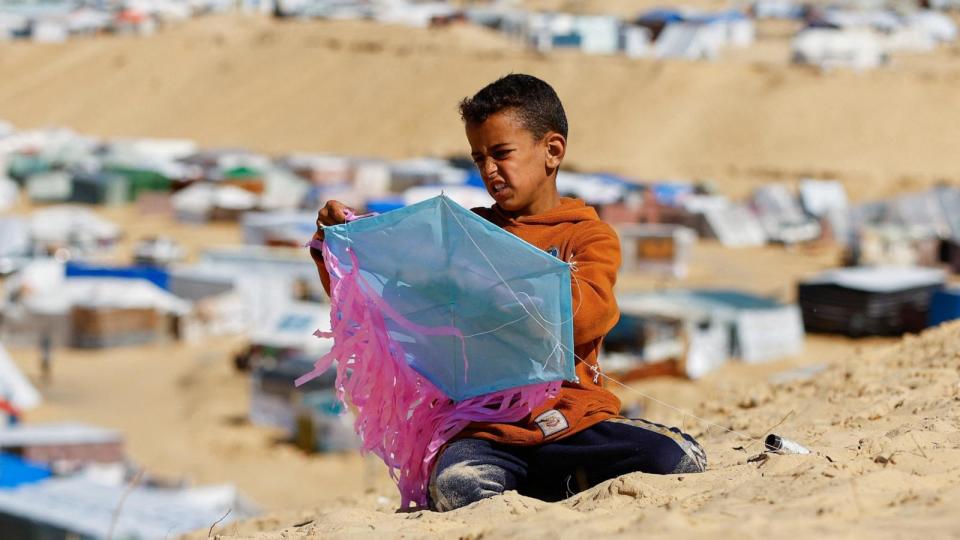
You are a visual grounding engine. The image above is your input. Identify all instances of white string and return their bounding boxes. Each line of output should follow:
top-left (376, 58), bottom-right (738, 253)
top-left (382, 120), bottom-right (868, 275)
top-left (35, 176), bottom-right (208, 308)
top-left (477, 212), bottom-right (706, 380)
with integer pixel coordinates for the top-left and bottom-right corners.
top-left (440, 197), bottom-right (759, 443)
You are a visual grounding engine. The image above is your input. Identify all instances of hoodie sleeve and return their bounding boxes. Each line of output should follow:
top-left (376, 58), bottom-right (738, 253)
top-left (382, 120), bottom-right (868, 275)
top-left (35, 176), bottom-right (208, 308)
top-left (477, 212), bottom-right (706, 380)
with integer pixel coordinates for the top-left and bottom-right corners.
top-left (309, 231), bottom-right (333, 297)
top-left (569, 221), bottom-right (621, 346)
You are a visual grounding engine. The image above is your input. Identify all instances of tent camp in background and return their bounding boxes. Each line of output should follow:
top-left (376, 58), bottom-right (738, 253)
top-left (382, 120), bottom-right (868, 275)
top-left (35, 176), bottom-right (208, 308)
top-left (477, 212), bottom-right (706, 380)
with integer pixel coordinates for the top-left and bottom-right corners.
top-left (798, 266), bottom-right (945, 337)
top-left (616, 224), bottom-right (696, 278)
top-left (604, 289), bottom-right (804, 380)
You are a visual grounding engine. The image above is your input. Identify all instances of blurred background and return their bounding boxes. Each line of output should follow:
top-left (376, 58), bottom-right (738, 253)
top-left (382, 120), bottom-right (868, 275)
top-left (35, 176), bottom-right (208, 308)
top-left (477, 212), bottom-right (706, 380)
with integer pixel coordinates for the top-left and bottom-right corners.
top-left (1, 0), bottom-right (960, 537)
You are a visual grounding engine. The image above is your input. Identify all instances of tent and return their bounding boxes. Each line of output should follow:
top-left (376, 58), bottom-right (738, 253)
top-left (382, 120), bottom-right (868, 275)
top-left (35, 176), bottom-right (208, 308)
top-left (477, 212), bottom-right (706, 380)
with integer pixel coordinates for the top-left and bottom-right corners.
top-left (0, 475), bottom-right (253, 539)
top-left (798, 266), bottom-right (945, 336)
top-left (608, 289), bottom-right (804, 378)
top-left (616, 223), bottom-right (696, 278)
top-left (702, 204), bottom-right (768, 247)
top-left (752, 183), bottom-right (821, 244)
top-left (792, 28), bottom-right (887, 71)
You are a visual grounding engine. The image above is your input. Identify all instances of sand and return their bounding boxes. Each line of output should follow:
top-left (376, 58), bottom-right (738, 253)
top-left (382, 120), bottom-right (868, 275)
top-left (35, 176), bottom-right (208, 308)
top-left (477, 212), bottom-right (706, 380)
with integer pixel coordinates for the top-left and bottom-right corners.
top-left (197, 321), bottom-right (960, 539)
top-left (2, 15), bottom-right (960, 200)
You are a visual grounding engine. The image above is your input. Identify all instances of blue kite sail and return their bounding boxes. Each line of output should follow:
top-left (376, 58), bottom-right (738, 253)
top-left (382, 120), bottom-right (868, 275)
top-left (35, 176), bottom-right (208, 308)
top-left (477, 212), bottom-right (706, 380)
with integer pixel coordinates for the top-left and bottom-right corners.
top-left (321, 194), bottom-right (576, 401)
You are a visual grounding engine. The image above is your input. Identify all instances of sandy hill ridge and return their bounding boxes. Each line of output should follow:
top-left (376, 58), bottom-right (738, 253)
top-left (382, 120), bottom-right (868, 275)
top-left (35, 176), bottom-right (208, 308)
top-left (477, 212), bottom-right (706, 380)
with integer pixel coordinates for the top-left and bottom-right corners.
top-left (2, 15), bottom-right (960, 199)
top-left (193, 321), bottom-right (960, 539)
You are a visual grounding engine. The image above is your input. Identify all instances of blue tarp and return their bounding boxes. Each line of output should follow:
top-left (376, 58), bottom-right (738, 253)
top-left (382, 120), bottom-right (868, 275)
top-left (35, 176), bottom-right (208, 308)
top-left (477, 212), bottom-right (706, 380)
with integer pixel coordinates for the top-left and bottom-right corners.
top-left (0, 454), bottom-right (51, 489)
top-left (636, 8), bottom-right (685, 25)
top-left (652, 183), bottom-right (695, 207)
top-left (929, 288), bottom-right (960, 327)
top-left (65, 262), bottom-right (169, 291)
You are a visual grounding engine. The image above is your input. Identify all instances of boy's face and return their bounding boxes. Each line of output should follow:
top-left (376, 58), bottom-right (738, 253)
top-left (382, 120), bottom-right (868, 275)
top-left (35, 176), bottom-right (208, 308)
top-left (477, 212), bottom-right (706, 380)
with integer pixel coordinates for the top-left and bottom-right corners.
top-left (465, 109), bottom-right (564, 216)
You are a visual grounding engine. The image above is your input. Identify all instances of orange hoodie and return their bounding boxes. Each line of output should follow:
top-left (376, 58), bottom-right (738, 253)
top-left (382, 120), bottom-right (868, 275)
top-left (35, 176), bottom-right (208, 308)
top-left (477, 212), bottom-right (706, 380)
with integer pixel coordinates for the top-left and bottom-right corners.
top-left (308, 197), bottom-right (623, 446)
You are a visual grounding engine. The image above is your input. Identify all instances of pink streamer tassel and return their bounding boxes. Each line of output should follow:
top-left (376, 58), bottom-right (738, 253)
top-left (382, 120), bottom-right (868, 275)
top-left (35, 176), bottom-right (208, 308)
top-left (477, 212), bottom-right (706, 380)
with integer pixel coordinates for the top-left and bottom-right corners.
top-left (298, 242), bottom-right (560, 508)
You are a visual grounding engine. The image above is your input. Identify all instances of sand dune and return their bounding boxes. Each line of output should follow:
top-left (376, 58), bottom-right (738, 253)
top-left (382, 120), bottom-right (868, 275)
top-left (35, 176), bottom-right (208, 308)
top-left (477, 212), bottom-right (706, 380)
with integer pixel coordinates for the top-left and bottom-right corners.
top-left (199, 320), bottom-right (960, 539)
top-left (2, 15), bottom-right (960, 200)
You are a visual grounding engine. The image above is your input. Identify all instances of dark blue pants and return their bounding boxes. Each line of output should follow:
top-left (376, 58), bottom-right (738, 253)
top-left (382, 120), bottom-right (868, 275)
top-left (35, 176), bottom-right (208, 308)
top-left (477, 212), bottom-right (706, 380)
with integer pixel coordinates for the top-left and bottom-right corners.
top-left (429, 418), bottom-right (707, 511)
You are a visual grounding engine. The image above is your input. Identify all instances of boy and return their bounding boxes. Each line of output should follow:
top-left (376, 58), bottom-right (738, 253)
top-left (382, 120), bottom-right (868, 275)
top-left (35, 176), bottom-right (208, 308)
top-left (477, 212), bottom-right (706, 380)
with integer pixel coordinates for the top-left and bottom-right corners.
top-left (313, 74), bottom-right (706, 511)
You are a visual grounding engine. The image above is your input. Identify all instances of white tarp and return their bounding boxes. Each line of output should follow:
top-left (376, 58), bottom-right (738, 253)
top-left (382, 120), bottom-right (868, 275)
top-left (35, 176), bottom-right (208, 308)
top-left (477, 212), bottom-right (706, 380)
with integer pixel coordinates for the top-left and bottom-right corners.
top-left (736, 306), bottom-right (805, 363)
top-left (703, 205), bottom-right (768, 247)
top-left (655, 22), bottom-right (726, 60)
top-left (792, 28), bottom-right (886, 71)
top-left (0, 475), bottom-right (252, 539)
top-left (28, 206), bottom-right (121, 246)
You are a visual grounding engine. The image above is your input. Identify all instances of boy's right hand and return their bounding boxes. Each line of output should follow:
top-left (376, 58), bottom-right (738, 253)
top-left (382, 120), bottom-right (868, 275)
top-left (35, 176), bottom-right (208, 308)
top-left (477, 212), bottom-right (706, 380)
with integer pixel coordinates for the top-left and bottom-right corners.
top-left (315, 200), bottom-right (353, 240)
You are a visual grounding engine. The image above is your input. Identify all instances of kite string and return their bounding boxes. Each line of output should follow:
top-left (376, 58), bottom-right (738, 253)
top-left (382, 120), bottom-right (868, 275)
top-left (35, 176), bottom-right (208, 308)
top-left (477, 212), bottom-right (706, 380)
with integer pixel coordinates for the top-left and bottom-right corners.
top-left (439, 197), bottom-right (760, 444)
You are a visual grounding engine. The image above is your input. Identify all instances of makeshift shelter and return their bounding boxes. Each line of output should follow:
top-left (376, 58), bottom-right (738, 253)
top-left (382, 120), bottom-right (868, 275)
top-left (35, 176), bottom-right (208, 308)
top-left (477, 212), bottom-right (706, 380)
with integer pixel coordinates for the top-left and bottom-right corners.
top-left (62, 278), bottom-right (188, 348)
top-left (0, 422), bottom-right (123, 465)
top-left (752, 183), bottom-right (821, 244)
top-left (0, 475), bottom-right (252, 539)
top-left (5, 265), bottom-right (189, 348)
top-left (28, 206), bottom-right (121, 258)
top-left (700, 203), bottom-right (768, 247)
top-left (799, 178), bottom-right (851, 244)
top-left (798, 266), bottom-right (945, 336)
top-left (607, 289), bottom-right (804, 379)
top-left (171, 182), bottom-right (259, 223)
top-left (792, 28), bottom-right (887, 70)
top-left (654, 21), bottom-right (727, 60)
top-left (616, 224), bottom-right (696, 278)
top-left (243, 302), bottom-right (354, 451)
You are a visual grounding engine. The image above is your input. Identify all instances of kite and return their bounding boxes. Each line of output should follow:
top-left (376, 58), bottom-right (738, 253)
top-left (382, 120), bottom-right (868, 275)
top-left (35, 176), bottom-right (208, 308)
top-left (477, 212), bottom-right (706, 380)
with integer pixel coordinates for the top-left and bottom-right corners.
top-left (298, 195), bottom-right (577, 507)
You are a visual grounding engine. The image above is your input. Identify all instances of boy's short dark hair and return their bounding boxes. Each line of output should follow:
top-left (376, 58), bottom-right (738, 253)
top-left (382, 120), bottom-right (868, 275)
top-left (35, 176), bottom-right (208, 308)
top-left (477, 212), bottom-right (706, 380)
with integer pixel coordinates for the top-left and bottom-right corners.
top-left (459, 74), bottom-right (568, 140)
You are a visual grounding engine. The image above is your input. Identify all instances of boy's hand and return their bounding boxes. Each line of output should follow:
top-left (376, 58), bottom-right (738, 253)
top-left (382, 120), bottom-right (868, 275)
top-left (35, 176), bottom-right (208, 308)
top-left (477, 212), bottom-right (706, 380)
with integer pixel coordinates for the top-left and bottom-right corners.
top-left (315, 200), bottom-right (353, 240)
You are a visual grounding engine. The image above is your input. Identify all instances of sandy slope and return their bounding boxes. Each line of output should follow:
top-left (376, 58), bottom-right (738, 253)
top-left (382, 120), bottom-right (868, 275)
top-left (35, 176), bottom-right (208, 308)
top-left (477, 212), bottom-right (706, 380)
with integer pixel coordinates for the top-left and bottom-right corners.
top-left (2, 15), bottom-right (960, 199)
top-left (198, 321), bottom-right (960, 539)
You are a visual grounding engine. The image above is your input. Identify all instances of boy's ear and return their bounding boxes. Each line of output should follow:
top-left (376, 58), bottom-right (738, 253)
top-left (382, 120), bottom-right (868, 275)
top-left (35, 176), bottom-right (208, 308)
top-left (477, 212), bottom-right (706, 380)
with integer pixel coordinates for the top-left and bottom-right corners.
top-left (544, 132), bottom-right (566, 169)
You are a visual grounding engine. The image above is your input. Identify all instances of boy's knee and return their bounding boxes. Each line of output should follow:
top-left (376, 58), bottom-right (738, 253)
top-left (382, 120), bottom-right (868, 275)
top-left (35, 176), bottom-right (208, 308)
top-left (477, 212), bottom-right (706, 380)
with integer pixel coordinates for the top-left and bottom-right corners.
top-left (429, 461), bottom-right (510, 512)
top-left (662, 433), bottom-right (708, 474)
top-left (622, 419), bottom-right (708, 474)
